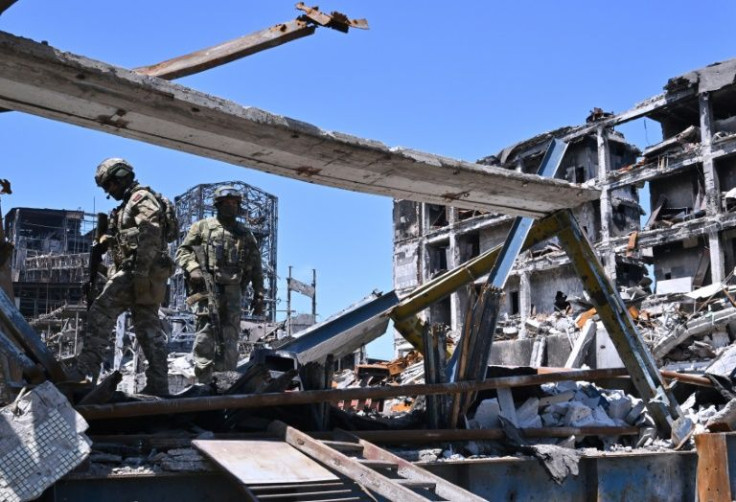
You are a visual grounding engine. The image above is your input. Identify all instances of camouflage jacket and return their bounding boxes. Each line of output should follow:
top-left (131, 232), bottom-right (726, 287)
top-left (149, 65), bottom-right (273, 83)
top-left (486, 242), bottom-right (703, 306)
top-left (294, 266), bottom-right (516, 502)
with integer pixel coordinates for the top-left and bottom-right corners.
top-left (175, 216), bottom-right (264, 293)
top-left (108, 182), bottom-right (169, 277)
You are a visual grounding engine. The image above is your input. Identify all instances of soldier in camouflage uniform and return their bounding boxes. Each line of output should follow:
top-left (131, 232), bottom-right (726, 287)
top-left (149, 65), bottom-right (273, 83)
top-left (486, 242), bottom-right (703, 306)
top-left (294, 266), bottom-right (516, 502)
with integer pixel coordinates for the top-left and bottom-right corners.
top-left (74, 158), bottom-right (173, 395)
top-left (175, 185), bottom-right (264, 384)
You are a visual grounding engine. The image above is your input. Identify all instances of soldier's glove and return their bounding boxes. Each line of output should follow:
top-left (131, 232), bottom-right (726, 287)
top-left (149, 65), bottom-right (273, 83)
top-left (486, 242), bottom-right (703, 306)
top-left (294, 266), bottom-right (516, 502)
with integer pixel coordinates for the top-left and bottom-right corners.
top-left (97, 233), bottom-right (112, 251)
top-left (188, 268), bottom-right (205, 290)
top-left (251, 295), bottom-right (264, 317)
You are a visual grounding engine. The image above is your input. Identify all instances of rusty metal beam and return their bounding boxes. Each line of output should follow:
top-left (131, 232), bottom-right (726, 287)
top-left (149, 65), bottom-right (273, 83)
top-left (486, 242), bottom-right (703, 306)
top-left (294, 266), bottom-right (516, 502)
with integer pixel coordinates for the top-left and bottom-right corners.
top-left (76, 367), bottom-right (631, 420)
top-left (549, 209), bottom-right (688, 439)
top-left (295, 2), bottom-right (369, 32)
top-left (270, 421), bottom-right (432, 502)
top-left (391, 208), bottom-right (570, 353)
top-left (447, 140), bottom-right (568, 426)
top-left (134, 5), bottom-right (367, 81)
top-left (348, 426), bottom-right (640, 444)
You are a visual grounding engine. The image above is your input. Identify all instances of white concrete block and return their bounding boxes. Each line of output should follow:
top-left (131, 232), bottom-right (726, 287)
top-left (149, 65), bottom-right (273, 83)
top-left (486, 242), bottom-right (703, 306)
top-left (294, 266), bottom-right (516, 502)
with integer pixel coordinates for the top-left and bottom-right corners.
top-left (625, 398), bottom-right (646, 425)
top-left (471, 398), bottom-right (500, 429)
top-left (563, 401), bottom-right (594, 427)
top-left (517, 397), bottom-right (542, 428)
top-left (605, 390), bottom-right (633, 421)
top-left (595, 321), bottom-right (624, 369)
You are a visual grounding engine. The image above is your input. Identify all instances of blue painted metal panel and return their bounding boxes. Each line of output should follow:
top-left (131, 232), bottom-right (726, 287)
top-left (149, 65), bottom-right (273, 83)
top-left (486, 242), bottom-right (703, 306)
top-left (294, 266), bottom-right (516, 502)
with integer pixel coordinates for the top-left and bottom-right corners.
top-left (46, 448), bottom-right (709, 501)
top-left (277, 290), bottom-right (399, 357)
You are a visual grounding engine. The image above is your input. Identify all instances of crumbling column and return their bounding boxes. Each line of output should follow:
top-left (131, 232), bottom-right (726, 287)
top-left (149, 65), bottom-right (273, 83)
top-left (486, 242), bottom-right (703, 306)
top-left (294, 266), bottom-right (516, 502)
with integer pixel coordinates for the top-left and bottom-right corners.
top-left (447, 208), bottom-right (462, 333)
top-left (596, 126), bottom-right (617, 282)
top-left (699, 92), bottom-right (726, 283)
top-left (518, 268), bottom-right (531, 339)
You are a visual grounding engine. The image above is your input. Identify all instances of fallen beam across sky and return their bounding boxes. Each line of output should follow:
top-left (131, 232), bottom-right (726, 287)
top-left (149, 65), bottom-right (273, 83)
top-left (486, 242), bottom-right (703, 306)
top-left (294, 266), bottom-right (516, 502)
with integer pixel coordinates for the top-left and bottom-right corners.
top-left (0, 30), bottom-right (598, 217)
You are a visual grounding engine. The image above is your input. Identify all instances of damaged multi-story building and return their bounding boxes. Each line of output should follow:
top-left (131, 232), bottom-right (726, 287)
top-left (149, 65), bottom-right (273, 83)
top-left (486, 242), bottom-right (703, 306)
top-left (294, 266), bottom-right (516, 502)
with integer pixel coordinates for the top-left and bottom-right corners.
top-left (393, 60), bottom-right (736, 365)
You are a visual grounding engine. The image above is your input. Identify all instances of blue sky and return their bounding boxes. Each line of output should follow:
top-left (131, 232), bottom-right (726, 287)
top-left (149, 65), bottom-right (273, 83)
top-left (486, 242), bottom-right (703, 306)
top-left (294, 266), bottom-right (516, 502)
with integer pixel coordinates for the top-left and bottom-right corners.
top-left (1, 2), bottom-right (735, 359)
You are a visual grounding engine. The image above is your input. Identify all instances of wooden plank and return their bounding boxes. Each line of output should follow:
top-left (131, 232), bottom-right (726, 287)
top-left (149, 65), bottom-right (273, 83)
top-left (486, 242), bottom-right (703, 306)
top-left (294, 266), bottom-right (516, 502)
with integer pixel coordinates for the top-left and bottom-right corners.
top-left (336, 429), bottom-right (487, 502)
top-left (135, 20), bottom-right (316, 80)
top-left (695, 433), bottom-right (732, 502)
top-left (193, 439), bottom-right (339, 484)
top-left (269, 421), bottom-right (429, 502)
top-left (0, 30), bottom-right (598, 218)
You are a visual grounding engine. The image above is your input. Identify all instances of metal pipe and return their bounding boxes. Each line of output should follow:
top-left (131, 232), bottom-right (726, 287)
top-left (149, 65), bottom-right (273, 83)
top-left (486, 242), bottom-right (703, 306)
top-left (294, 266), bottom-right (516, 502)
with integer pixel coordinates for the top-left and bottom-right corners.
top-left (349, 426), bottom-right (640, 444)
top-left (76, 367), bottom-right (630, 420)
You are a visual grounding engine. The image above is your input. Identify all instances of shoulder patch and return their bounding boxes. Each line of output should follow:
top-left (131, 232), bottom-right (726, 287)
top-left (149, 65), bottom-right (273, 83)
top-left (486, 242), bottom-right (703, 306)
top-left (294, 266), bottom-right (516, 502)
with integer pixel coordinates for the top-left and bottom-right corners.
top-left (132, 193), bottom-right (143, 202)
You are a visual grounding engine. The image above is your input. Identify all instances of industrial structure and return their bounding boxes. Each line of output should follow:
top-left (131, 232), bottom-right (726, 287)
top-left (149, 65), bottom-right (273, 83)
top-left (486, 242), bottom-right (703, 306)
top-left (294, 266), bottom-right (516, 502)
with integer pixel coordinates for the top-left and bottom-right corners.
top-left (4, 207), bottom-right (95, 319)
top-left (169, 181), bottom-right (278, 322)
top-left (3, 179), bottom-right (278, 357)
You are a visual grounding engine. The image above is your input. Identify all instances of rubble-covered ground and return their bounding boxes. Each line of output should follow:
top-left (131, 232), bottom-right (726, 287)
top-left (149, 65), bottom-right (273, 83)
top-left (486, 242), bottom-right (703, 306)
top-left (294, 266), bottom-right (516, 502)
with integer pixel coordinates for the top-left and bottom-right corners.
top-left (50, 279), bottom-right (736, 488)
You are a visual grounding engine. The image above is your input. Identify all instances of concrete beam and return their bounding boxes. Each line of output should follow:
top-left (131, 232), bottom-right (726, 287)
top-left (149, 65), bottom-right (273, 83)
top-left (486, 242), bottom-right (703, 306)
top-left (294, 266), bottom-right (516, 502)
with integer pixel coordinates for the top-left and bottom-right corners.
top-left (0, 31), bottom-right (598, 218)
top-left (607, 212), bottom-right (736, 253)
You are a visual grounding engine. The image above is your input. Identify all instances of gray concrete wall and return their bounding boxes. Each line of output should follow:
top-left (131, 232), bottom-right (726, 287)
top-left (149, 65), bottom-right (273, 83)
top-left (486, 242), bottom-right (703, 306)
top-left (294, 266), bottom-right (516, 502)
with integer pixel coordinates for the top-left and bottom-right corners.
top-left (529, 266), bottom-right (584, 315)
top-left (393, 241), bottom-right (420, 291)
top-left (393, 200), bottom-right (419, 240)
top-left (718, 156), bottom-right (736, 192)
top-left (479, 221), bottom-right (513, 253)
top-left (650, 168), bottom-right (699, 210)
top-left (489, 334), bottom-right (573, 367)
top-left (653, 238), bottom-right (707, 282)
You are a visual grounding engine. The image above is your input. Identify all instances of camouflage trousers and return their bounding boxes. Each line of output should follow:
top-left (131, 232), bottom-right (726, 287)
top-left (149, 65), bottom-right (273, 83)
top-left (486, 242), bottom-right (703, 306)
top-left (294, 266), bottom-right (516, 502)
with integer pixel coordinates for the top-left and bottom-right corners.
top-left (78, 270), bottom-right (169, 395)
top-left (192, 284), bottom-right (242, 383)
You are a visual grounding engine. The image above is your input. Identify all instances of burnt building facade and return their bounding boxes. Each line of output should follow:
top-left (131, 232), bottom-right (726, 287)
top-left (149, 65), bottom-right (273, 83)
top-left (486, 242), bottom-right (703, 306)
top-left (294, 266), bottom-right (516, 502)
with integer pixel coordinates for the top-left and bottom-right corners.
top-left (393, 59), bottom-right (736, 354)
top-left (4, 208), bottom-right (95, 318)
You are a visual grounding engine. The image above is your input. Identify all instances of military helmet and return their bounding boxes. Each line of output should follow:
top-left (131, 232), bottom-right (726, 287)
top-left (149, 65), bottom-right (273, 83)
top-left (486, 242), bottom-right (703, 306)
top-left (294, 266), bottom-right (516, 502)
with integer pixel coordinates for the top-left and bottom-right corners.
top-left (213, 185), bottom-right (242, 203)
top-left (95, 158), bottom-right (134, 187)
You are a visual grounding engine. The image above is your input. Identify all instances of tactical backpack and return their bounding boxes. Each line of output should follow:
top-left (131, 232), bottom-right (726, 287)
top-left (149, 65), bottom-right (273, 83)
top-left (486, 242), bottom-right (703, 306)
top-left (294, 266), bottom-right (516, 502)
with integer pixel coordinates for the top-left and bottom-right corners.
top-left (156, 192), bottom-right (180, 243)
top-left (136, 186), bottom-right (180, 243)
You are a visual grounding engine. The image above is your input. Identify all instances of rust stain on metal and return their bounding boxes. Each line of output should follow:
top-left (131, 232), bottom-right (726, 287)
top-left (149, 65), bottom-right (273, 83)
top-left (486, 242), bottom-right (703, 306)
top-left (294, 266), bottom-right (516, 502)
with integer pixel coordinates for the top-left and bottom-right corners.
top-left (441, 191), bottom-right (470, 202)
top-left (296, 166), bottom-right (321, 177)
top-left (295, 2), bottom-right (369, 32)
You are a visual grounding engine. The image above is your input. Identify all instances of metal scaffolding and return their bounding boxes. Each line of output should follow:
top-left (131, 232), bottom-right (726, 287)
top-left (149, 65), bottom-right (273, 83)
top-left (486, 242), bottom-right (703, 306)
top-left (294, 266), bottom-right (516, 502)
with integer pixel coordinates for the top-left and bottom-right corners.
top-left (4, 208), bottom-right (96, 318)
top-left (169, 181), bottom-right (278, 322)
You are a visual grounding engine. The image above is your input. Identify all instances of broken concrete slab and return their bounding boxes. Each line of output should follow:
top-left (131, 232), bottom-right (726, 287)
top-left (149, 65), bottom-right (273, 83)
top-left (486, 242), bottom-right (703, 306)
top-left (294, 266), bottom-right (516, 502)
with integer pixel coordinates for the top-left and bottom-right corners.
top-left (469, 398), bottom-right (501, 429)
top-left (653, 305), bottom-right (736, 360)
top-left (565, 319), bottom-right (596, 368)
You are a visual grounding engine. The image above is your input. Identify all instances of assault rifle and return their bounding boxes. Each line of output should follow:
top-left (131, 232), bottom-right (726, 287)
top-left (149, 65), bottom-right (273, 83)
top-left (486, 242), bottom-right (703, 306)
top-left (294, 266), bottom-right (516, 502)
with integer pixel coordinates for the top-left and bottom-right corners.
top-left (187, 246), bottom-right (223, 355)
top-left (85, 212), bottom-right (108, 309)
